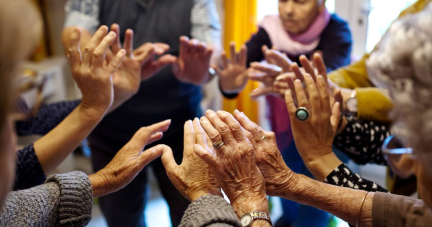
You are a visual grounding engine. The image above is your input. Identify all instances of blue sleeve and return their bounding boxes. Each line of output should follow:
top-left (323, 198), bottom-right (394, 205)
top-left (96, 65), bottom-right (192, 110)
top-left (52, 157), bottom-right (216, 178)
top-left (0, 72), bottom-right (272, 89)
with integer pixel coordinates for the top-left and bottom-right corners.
top-left (13, 144), bottom-right (46, 190)
top-left (15, 100), bottom-right (81, 136)
top-left (317, 14), bottom-right (353, 72)
top-left (246, 27), bottom-right (272, 66)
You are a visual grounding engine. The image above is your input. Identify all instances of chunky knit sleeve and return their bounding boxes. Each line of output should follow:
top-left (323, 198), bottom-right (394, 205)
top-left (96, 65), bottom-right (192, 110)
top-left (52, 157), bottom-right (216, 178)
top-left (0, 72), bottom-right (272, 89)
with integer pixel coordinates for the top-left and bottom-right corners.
top-left (0, 171), bottom-right (93, 227)
top-left (13, 143), bottom-right (46, 190)
top-left (179, 195), bottom-right (242, 227)
top-left (15, 100), bottom-right (81, 136)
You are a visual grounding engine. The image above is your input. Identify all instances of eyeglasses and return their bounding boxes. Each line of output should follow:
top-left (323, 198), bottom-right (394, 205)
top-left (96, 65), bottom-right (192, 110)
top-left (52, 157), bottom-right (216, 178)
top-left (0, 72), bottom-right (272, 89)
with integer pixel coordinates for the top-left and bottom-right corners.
top-left (11, 70), bottom-right (47, 121)
top-left (381, 135), bottom-right (415, 179)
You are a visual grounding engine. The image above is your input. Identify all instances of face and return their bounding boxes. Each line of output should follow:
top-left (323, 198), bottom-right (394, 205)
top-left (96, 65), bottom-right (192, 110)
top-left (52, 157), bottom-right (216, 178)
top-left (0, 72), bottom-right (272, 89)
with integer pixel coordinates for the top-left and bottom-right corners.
top-left (0, 118), bottom-right (16, 208)
top-left (278, 0), bottom-right (325, 35)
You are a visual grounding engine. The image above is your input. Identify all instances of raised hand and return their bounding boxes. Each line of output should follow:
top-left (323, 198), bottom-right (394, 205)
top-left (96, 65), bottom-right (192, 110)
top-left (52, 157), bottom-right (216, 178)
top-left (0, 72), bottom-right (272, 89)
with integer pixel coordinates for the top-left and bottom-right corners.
top-left (89, 120), bottom-right (171, 197)
top-left (161, 119), bottom-right (221, 201)
top-left (108, 24), bottom-right (171, 109)
top-left (284, 74), bottom-right (342, 181)
top-left (216, 42), bottom-right (249, 94)
top-left (68, 26), bottom-right (125, 114)
top-left (232, 110), bottom-right (299, 197)
top-left (194, 110), bottom-right (268, 217)
top-left (171, 36), bottom-right (213, 86)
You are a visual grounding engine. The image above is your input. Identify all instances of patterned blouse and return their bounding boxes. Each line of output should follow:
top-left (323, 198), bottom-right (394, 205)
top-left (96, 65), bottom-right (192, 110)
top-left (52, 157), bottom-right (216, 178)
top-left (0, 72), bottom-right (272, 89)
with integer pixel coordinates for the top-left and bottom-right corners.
top-left (14, 101), bottom-right (80, 190)
top-left (334, 116), bottom-right (390, 165)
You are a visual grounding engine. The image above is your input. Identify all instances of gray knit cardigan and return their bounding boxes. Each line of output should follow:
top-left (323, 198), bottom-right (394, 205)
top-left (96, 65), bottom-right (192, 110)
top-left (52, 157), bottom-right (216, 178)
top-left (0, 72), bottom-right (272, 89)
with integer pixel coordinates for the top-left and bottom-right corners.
top-left (179, 195), bottom-right (242, 227)
top-left (0, 171), bottom-right (93, 226)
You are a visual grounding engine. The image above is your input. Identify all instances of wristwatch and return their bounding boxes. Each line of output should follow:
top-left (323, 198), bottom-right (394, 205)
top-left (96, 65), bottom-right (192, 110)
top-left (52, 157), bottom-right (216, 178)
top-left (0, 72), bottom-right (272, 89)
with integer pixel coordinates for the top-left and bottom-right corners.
top-left (345, 90), bottom-right (358, 116)
top-left (240, 211), bottom-right (272, 227)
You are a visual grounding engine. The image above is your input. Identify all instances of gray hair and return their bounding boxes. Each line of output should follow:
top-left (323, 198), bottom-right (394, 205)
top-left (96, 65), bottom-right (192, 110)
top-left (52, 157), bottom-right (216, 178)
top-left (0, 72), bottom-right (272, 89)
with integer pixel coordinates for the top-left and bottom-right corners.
top-left (367, 3), bottom-right (432, 154)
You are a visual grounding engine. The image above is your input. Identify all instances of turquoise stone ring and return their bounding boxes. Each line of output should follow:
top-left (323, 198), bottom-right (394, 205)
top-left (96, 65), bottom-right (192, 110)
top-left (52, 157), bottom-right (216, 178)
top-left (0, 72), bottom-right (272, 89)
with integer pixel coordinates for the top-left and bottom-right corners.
top-left (295, 107), bottom-right (310, 122)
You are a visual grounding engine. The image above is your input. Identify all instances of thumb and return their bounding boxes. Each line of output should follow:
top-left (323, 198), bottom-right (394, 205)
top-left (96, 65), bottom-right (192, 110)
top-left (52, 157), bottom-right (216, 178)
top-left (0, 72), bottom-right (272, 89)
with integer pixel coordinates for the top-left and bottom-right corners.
top-left (136, 144), bottom-right (166, 169)
top-left (160, 145), bottom-right (179, 172)
top-left (330, 102), bottom-right (342, 132)
top-left (193, 144), bottom-right (216, 166)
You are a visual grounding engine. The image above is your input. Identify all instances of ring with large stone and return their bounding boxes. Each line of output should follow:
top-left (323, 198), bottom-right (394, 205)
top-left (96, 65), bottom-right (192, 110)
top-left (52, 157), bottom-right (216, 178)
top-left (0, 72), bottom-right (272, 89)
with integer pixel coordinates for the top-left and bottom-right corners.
top-left (213, 141), bottom-right (225, 149)
top-left (295, 107), bottom-right (310, 122)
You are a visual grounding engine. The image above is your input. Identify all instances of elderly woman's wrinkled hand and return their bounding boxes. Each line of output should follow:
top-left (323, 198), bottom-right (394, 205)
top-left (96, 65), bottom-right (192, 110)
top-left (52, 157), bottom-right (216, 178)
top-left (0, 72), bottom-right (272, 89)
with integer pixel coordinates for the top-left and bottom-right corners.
top-left (232, 110), bottom-right (300, 197)
top-left (161, 119), bottom-right (221, 201)
top-left (193, 110), bottom-right (268, 217)
top-left (67, 26), bottom-right (125, 115)
top-left (89, 120), bottom-right (171, 198)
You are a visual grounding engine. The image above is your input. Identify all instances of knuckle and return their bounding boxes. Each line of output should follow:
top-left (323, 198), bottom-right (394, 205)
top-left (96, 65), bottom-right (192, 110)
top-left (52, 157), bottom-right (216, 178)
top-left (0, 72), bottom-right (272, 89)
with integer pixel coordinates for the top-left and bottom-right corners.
top-left (228, 123), bottom-right (241, 131)
top-left (93, 51), bottom-right (103, 59)
top-left (218, 125), bottom-right (230, 134)
top-left (84, 47), bottom-right (94, 54)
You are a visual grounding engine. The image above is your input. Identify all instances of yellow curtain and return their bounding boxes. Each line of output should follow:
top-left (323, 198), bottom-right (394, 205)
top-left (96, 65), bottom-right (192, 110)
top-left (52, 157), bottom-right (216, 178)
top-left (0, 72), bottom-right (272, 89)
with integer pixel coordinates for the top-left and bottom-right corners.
top-left (30, 0), bottom-right (48, 61)
top-left (222, 0), bottom-right (260, 123)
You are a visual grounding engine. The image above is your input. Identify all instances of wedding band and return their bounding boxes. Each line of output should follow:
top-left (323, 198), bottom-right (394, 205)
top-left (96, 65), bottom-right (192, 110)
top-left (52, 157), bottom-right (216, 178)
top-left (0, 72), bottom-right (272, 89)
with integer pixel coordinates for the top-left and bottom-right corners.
top-left (213, 141), bottom-right (225, 149)
top-left (295, 107), bottom-right (310, 122)
top-left (260, 135), bottom-right (266, 140)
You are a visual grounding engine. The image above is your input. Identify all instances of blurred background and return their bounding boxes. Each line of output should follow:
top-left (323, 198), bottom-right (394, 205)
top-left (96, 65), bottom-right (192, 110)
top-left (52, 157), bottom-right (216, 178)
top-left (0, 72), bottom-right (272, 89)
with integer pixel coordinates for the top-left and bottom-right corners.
top-left (19, 0), bottom-right (418, 226)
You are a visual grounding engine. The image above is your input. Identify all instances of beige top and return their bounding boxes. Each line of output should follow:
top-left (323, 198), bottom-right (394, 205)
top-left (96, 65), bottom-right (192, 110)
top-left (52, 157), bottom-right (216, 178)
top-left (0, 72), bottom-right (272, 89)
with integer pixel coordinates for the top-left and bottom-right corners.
top-left (373, 192), bottom-right (432, 227)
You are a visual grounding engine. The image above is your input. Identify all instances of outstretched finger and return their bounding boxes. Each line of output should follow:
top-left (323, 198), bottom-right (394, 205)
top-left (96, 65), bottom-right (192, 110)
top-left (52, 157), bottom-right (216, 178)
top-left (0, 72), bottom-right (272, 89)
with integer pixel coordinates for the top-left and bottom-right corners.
top-left (313, 53), bottom-right (328, 81)
top-left (291, 63), bottom-right (305, 82)
top-left (110, 24), bottom-right (122, 54)
top-left (160, 145), bottom-right (179, 172)
top-left (136, 144), bottom-right (166, 170)
top-left (299, 55), bottom-right (317, 82)
top-left (106, 49), bottom-right (126, 75)
top-left (230, 41), bottom-right (237, 64)
top-left (303, 74), bottom-right (321, 116)
top-left (68, 28), bottom-right (82, 74)
top-left (205, 110), bottom-right (236, 146)
top-left (330, 102), bottom-right (341, 132)
top-left (183, 120), bottom-right (195, 155)
top-left (233, 109), bottom-right (265, 142)
top-left (123, 29), bottom-right (134, 57)
top-left (92, 31), bottom-right (117, 69)
top-left (193, 144), bottom-right (217, 166)
top-left (284, 90), bottom-right (297, 118)
top-left (239, 44), bottom-right (248, 67)
top-left (217, 110), bottom-right (246, 143)
top-left (316, 75), bottom-right (331, 114)
top-left (83, 26), bottom-right (108, 66)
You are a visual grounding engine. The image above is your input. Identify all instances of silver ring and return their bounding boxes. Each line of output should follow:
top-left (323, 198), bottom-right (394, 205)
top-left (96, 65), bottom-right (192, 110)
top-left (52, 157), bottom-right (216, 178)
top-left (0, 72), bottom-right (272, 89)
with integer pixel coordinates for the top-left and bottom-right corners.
top-left (213, 141), bottom-right (225, 149)
top-left (260, 135), bottom-right (266, 140)
top-left (301, 82), bottom-right (307, 89)
top-left (295, 107), bottom-right (310, 122)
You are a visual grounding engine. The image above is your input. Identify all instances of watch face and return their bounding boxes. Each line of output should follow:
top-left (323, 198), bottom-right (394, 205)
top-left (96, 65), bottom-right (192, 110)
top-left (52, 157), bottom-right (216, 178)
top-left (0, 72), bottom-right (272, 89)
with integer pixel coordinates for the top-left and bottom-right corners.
top-left (346, 97), bottom-right (358, 113)
top-left (240, 213), bottom-right (253, 226)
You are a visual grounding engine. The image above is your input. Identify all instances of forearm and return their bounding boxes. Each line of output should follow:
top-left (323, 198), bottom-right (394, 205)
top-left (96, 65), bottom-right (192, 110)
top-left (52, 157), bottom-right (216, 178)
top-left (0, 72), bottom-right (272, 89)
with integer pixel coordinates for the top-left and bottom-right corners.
top-left (33, 104), bottom-right (105, 174)
top-left (286, 175), bottom-right (374, 227)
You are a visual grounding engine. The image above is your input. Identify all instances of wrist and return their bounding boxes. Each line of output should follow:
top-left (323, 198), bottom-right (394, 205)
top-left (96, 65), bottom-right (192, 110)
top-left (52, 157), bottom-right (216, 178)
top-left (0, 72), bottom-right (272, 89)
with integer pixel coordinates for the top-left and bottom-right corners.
top-left (188, 189), bottom-right (223, 202)
top-left (78, 103), bottom-right (107, 120)
top-left (89, 172), bottom-right (111, 198)
top-left (305, 152), bottom-right (343, 181)
top-left (231, 194), bottom-right (269, 218)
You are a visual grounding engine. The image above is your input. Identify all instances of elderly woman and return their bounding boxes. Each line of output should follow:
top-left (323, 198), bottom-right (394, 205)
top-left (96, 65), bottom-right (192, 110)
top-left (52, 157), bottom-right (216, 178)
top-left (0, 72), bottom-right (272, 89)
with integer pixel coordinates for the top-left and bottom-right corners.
top-left (160, 5), bottom-right (432, 227)
top-left (0, 1), bottom-right (171, 226)
top-left (216, 0), bottom-right (352, 225)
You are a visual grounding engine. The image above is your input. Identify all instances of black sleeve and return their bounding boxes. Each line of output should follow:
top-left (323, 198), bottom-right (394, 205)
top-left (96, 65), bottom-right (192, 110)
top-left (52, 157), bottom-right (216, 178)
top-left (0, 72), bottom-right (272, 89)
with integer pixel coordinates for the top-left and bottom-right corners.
top-left (15, 100), bottom-right (81, 136)
top-left (325, 164), bottom-right (388, 193)
top-left (334, 116), bottom-right (389, 165)
top-left (13, 144), bottom-right (46, 190)
top-left (220, 27), bottom-right (272, 99)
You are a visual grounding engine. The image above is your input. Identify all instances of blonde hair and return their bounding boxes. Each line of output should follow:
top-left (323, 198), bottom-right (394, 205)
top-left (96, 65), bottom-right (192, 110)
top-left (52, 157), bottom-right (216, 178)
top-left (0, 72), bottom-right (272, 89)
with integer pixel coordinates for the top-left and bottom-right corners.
top-left (367, 3), bottom-right (432, 154)
top-left (0, 0), bottom-right (42, 130)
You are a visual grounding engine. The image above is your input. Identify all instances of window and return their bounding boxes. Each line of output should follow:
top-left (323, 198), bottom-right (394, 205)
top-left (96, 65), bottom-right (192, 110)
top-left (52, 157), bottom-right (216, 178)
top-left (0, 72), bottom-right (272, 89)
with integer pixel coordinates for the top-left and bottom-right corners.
top-left (365, 0), bottom-right (417, 52)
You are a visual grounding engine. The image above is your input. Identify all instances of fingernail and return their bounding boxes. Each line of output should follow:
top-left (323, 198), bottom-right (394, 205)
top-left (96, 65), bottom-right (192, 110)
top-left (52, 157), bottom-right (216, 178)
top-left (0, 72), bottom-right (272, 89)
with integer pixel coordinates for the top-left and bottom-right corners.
top-left (108, 31), bottom-right (115, 37)
top-left (234, 109), bottom-right (240, 114)
top-left (205, 109), bottom-right (214, 115)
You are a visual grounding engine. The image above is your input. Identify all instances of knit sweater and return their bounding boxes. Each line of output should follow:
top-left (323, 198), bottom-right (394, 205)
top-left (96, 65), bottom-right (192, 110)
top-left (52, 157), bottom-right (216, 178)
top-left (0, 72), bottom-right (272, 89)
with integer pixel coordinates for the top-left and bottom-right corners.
top-left (1, 171), bottom-right (93, 227)
top-left (179, 195), bottom-right (242, 227)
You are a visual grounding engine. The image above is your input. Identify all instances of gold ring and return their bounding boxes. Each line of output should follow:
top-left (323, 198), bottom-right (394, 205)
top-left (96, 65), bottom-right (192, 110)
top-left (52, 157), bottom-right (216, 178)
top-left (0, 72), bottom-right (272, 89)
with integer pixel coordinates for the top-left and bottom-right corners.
top-left (260, 135), bottom-right (266, 140)
top-left (213, 141), bottom-right (225, 149)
